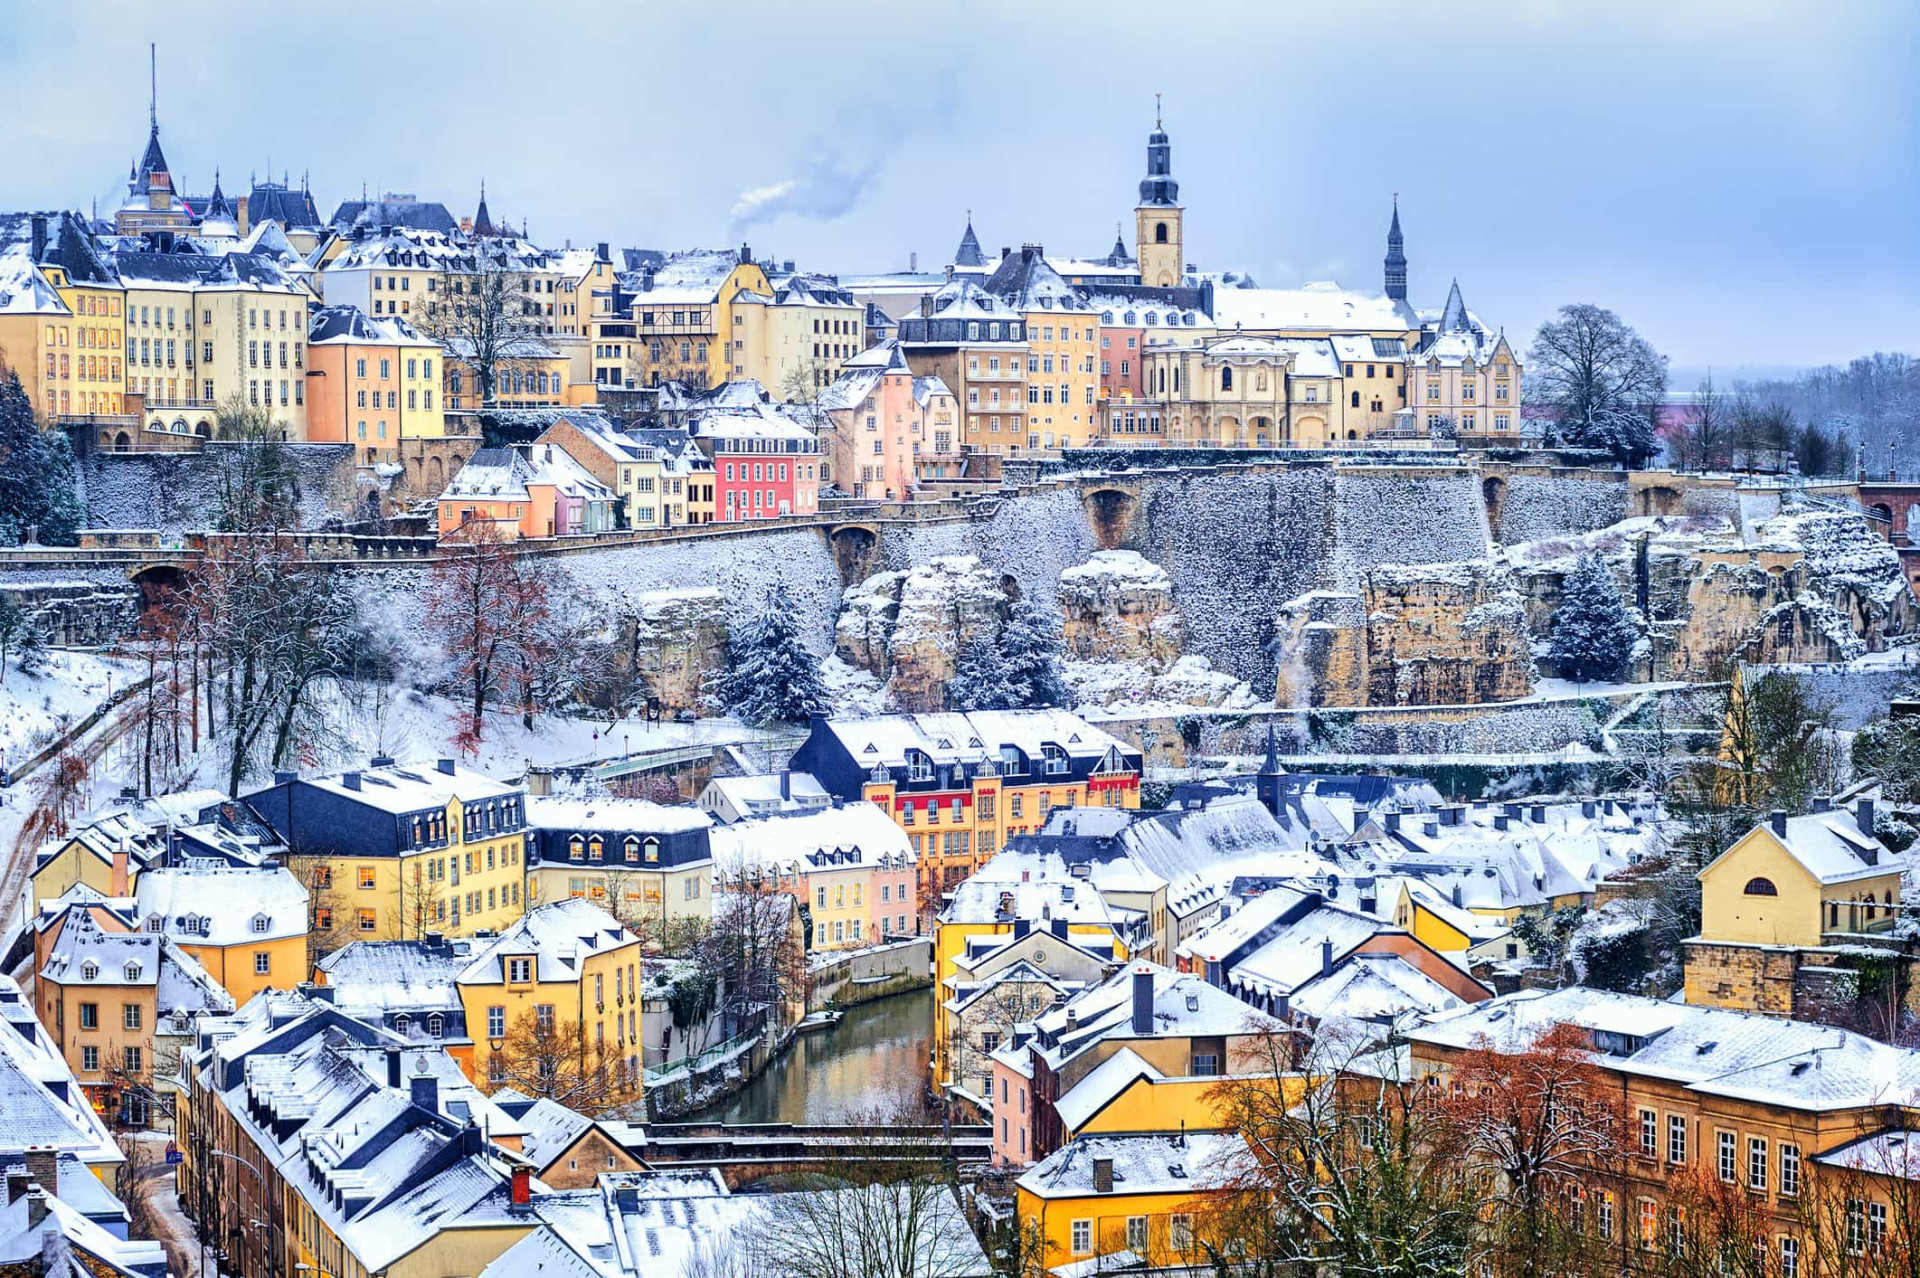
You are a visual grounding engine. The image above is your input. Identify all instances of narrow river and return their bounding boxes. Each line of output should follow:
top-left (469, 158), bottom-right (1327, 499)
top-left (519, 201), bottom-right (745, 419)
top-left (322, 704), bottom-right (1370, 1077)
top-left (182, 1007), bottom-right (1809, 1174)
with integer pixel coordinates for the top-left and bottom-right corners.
top-left (696, 989), bottom-right (933, 1124)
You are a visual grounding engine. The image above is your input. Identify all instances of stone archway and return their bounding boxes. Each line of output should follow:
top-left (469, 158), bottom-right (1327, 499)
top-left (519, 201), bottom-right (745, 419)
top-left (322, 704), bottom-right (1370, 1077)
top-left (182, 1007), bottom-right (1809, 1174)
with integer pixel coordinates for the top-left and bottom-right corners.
top-left (113, 431), bottom-right (131, 452)
top-left (1084, 486), bottom-right (1138, 550)
top-left (825, 523), bottom-right (881, 584)
top-left (1482, 476), bottom-right (1507, 536)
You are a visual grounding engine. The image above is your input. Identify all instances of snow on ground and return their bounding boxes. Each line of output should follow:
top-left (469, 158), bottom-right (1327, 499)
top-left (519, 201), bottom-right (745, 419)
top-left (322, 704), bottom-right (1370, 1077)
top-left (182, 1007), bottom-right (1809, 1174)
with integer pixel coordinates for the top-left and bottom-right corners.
top-left (0, 650), bottom-right (142, 771)
top-left (819, 654), bottom-right (890, 716)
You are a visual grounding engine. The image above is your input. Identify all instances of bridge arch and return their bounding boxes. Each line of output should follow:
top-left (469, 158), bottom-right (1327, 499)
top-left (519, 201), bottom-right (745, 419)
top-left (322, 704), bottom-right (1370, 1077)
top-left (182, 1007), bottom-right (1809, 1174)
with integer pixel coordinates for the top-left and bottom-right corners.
top-left (825, 523), bottom-right (882, 584)
top-left (1083, 485), bottom-right (1138, 550)
top-left (129, 563), bottom-right (190, 610)
top-left (1640, 484), bottom-right (1685, 516)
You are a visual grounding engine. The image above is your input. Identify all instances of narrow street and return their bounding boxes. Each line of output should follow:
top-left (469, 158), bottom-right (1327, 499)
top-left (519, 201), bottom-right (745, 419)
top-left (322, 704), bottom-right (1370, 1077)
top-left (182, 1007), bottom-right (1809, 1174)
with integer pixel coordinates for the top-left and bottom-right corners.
top-left (127, 1131), bottom-right (202, 1278)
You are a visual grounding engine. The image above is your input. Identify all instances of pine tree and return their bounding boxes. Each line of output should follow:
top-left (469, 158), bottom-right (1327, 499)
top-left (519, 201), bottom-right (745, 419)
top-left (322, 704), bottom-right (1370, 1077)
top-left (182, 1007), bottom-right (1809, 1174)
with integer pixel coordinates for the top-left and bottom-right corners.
top-left (0, 372), bottom-right (83, 547)
top-left (722, 592), bottom-right (826, 725)
top-left (946, 634), bottom-right (1020, 711)
top-left (1550, 553), bottom-right (1639, 682)
top-left (998, 598), bottom-right (1068, 709)
top-left (0, 595), bottom-right (23, 685)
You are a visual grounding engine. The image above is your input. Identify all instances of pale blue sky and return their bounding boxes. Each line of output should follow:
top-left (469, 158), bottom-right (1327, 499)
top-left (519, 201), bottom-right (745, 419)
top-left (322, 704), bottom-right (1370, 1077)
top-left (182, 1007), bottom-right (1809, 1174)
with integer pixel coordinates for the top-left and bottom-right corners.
top-left (3, 0), bottom-right (1914, 374)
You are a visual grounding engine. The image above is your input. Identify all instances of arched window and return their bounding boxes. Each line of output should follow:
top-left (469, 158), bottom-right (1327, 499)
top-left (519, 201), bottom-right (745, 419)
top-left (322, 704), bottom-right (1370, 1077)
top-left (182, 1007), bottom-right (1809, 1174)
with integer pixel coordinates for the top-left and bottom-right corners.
top-left (1742, 877), bottom-right (1778, 896)
top-left (394, 1013), bottom-right (412, 1035)
top-left (568, 834), bottom-right (585, 862)
top-left (1155, 222), bottom-right (1168, 244)
top-left (1220, 367), bottom-right (1233, 391)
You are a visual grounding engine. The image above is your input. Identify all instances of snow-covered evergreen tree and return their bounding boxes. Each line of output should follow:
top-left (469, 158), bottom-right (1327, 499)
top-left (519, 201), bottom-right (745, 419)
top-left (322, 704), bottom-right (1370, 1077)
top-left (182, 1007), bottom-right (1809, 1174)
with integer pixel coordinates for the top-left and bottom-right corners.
top-left (1550, 553), bottom-right (1639, 682)
top-left (946, 635), bottom-right (1020, 711)
top-left (722, 592), bottom-right (826, 725)
top-left (0, 372), bottom-right (82, 546)
top-left (998, 598), bottom-right (1068, 709)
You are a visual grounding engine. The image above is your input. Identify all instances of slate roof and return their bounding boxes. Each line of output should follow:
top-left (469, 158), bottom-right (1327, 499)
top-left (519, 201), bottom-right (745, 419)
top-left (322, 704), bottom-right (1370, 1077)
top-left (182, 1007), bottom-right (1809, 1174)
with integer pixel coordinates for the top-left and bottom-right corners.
top-left (308, 303), bottom-right (433, 346)
top-left (246, 180), bottom-right (322, 229)
top-left (1016, 1132), bottom-right (1250, 1199)
top-left (953, 216), bottom-right (987, 268)
top-left (134, 864), bottom-right (308, 945)
top-left (457, 898), bottom-right (638, 986)
top-left (328, 198), bottom-right (459, 236)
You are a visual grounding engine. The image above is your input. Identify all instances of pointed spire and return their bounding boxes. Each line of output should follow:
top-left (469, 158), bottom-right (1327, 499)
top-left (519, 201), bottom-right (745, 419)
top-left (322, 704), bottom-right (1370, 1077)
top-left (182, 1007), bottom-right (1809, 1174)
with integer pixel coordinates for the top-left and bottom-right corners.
top-left (1439, 278), bottom-right (1470, 332)
top-left (149, 43), bottom-right (157, 134)
top-left (1261, 722), bottom-right (1280, 774)
top-left (1383, 194), bottom-right (1408, 302)
top-left (953, 211), bottom-right (985, 268)
top-left (474, 181), bottom-right (493, 236)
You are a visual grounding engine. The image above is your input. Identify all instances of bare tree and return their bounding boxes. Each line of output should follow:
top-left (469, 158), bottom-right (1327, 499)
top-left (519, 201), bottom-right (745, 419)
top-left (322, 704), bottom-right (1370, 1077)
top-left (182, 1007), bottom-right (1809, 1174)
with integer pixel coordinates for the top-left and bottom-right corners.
top-left (424, 523), bottom-right (553, 752)
top-left (1528, 303), bottom-right (1667, 465)
top-left (115, 1135), bottom-right (196, 1278)
top-left (418, 248), bottom-right (545, 407)
top-left (485, 1006), bottom-right (628, 1117)
top-left (206, 395), bottom-right (301, 532)
top-left (699, 887), bottom-right (805, 1040)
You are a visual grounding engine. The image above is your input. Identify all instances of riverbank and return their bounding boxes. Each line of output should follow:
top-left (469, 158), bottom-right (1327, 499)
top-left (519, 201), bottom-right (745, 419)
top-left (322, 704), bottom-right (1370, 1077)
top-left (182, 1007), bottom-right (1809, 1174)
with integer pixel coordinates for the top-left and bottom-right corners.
top-left (809, 936), bottom-right (932, 1010)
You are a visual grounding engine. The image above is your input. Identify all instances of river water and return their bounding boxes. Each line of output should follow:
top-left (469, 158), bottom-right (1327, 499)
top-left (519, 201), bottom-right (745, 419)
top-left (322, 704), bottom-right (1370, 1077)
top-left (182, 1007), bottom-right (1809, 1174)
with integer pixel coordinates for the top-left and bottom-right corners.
top-left (695, 989), bottom-right (933, 1124)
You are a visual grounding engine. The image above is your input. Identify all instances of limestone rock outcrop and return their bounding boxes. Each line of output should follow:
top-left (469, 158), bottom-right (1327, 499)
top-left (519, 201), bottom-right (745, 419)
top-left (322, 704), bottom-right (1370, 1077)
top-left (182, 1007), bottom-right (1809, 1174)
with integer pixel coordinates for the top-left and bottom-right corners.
top-left (1274, 561), bottom-right (1534, 708)
top-left (833, 555), bottom-right (1007, 712)
top-left (1055, 550), bottom-right (1254, 710)
top-left (629, 587), bottom-right (730, 713)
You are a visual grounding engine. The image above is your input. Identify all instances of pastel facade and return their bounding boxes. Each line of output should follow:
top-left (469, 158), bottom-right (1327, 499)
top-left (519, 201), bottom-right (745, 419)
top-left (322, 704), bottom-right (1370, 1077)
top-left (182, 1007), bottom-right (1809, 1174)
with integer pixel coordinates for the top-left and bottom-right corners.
top-left (305, 305), bottom-right (443, 460)
top-left (728, 271), bottom-right (864, 391)
top-left (132, 864), bottom-right (309, 1006)
top-left (1137, 336), bottom-right (1347, 447)
top-left (693, 403), bottom-right (821, 521)
top-left (896, 279), bottom-right (1030, 455)
top-left (820, 340), bottom-right (954, 499)
top-left (435, 443), bottom-right (617, 539)
top-left (709, 803), bottom-right (916, 953)
top-left (522, 795), bottom-right (714, 948)
top-left (246, 758), bottom-right (530, 946)
top-left (983, 246), bottom-right (1102, 449)
top-left (1406, 280), bottom-right (1521, 441)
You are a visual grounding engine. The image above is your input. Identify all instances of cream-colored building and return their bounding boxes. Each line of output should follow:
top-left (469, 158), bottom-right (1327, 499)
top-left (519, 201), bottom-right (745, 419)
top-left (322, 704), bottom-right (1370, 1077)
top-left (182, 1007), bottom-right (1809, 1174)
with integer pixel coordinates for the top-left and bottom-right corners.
top-left (729, 271), bottom-right (865, 394)
top-left (984, 246), bottom-right (1101, 450)
top-left (1406, 281), bottom-right (1522, 443)
top-left (1136, 336), bottom-right (1347, 446)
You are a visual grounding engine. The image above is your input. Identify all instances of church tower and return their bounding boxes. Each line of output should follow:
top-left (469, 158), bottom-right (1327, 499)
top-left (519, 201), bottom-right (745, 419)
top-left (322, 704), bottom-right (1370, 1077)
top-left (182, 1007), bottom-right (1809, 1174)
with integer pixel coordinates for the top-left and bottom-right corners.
top-left (1133, 96), bottom-right (1184, 288)
top-left (1383, 195), bottom-right (1408, 302)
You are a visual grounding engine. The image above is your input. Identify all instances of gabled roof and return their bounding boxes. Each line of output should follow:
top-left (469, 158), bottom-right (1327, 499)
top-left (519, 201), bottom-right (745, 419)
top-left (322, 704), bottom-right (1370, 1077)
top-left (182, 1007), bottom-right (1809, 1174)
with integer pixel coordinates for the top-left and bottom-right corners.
top-left (458, 898), bottom-right (637, 986)
top-left (1702, 810), bottom-right (1896, 888)
top-left (984, 245), bottom-right (1087, 312)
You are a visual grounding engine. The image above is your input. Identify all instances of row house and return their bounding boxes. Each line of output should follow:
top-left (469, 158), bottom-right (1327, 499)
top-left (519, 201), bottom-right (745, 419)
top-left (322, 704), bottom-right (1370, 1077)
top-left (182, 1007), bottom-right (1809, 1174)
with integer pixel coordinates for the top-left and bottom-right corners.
top-left (728, 269), bottom-right (865, 390)
top-left (522, 794), bottom-right (714, 948)
top-left (1134, 335), bottom-right (1347, 447)
top-left (304, 304), bottom-right (444, 462)
top-left (982, 245), bottom-right (1102, 450)
top-left (1409, 987), bottom-right (1920, 1274)
top-left (433, 443), bottom-right (617, 539)
top-left (688, 399), bottom-right (821, 521)
top-left (789, 709), bottom-right (1144, 902)
top-left (896, 279), bottom-right (1031, 455)
top-left (818, 339), bottom-right (957, 498)
top-left (710, 802), bottom-right (917, 952)
top-left (246, 757), bottom-right (531, 944)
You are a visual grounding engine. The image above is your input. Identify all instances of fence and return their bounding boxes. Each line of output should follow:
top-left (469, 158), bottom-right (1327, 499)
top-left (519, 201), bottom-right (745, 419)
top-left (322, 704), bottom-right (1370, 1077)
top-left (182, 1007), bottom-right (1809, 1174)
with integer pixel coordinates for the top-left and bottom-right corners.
top-left (644, 1026), bottom-right (764, 1083)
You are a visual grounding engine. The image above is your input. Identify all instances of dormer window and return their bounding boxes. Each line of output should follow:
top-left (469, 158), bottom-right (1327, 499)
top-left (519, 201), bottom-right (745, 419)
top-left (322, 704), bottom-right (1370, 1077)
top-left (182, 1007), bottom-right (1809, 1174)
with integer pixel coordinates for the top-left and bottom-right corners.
top-left (568, 835), bottom-right (585, 862)
top-left (644, 838), bottom-right (660, 864)
top-left (907, 752), bottom-right (933, 782)
top-left (394, 1013), bottom-right (412, 1035)
top-left (124, 962), bottom-right (141, 981)
top-left (81, 961), bottom-right (98, 981)
top-left (146, 917), bottom-right (164, 933)
top-left (588, 835), bottom-right (604, 863)
top-left (1043, 745), bottom-right (1069, 775)
top-left (251, 915), bottom-right (270, 934)
top-left (427, 1014), bottom-right (444, 1038)
top-left (624, 836), bottom-right (640, 864)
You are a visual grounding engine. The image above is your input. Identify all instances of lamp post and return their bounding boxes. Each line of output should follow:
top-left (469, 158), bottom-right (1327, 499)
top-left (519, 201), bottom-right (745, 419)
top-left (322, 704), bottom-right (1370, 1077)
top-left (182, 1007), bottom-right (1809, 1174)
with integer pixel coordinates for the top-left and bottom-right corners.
top-left (207, 1148), bottom-right (276, 1278)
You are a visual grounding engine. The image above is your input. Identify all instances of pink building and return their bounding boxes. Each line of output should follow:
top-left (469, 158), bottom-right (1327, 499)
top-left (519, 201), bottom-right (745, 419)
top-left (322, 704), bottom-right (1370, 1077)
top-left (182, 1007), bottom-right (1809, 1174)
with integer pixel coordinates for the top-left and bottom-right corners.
top-left (691, 401), bottom-right (822, 521)
top-left (821, 340), bottom-right (958, 498)
top-left (709, 802), bottom-right (919, 952)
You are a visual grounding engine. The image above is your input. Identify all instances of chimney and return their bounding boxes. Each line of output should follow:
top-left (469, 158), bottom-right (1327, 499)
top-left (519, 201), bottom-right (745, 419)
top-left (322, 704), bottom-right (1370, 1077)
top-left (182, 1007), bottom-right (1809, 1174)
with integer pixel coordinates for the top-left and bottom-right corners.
top-left (109, 841), bottom-right (130, 898)
top-left (1092, 1157), bottom-right (1114, 1193)
top-left (273, 769), bottom-right (297, 786)
top-left (1530, 804), bottom-right (1547, 824)
top-left (1451, 884), bottom-right (1463, 908)
top-left (1131, 966), bottom-right (1153, 1035)
top-left (640, 270), bottom-right (654, 292)
top-left (29, 214), bottom-right (48, 264)
top-left (1603, 799), bottom-right (1616, 815)
top-left (1384, 811), bottom-right (1400, 833)
top-left (1000, 246), bottom-right (1011, 261)
top-left (341, 771), bottom-right (362, 791)
top-left (909, 251), bottom-right (917, 272)
top-left (387, 1048), bottom-right (403, 1087)
top-left (3, 1172), bottom-right (26, 1205)
top-left (1492, 814), bottom-right (1508, 832)
top-left (1812, 796), bottom-right (1831, 814)
top-left (438, 757), bottom-right (457, 775)
top-left (1320, 938), bottom-right (1333, 978)
top-left (1012, 918), bottom-right (1030, 941)
top-left (738, 242), bottom-right (751, 265)
top-left (1423, 819), bottom-right (1439, 838)
top-left (1769, 809), bottom-right (1788, 837)
top-left (1857, 798), bottom-right (1877, 838)
top-left (779, 770), bottom-right (792, 801)
top-left (595, 241), bottom-right (609, 262)
top-left (1051, 918), bottom-right (1068, 941)
top-left (510, 1165), bottom-right (531, 1206)
top-left (25, 1187), bottom-right (47, 1232)
top-left (370, 754), bottom-right (395, 768)
top-left (1580, 800), bottom-right (1595, 818)
top-left (1065, 1008), bottom-right (1078, 1032)
top-left (23, 1150), bottom-right (55, 1199)
top-left (410, 1070), bottom-right (439, 1113)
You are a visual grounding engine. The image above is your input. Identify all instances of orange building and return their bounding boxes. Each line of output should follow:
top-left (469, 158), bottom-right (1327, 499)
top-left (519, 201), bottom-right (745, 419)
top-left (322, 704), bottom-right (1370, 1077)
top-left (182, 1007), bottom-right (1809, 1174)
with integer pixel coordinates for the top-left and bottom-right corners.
top-left (435, 443), bottom-right (617, 540)
top-left (305, 304), bottom-right (444, 463)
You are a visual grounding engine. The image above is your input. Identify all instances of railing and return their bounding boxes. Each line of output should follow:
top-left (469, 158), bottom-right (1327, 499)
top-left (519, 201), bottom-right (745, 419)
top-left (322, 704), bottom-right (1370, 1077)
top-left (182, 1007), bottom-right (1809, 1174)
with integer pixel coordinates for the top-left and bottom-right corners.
top-left (644, 1026), bottom-right (764, 1082)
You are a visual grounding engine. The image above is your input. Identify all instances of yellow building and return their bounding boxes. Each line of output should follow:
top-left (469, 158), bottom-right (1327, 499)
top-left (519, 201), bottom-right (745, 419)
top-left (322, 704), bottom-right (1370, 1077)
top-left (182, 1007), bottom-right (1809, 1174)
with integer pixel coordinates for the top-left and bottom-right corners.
top-left (1017, 1131), bottom-right (1249, 1270)
top-left (624, 247), bottom-right (770, 388)
top-left (1407, 281), bottom-right (1522, 442)
top-left (727, 271), bottom-right (864, 394)
top-left (1685, 802), bottom-right (1899, 1015)
top-left (983, 245), bottom-right (1102, 449)
top-left (456, 897), bottom-right (646, 1101)
top-left (0, 216), bottom-right (78, 423)
top-left (132, 865), bottom-right (309, 1006)
top-left (36, 217), bottom-right (126, 422)
top-left (247, 758), bottom-right (530, 948)
top-left (522, 793), bottom-right (715, 949)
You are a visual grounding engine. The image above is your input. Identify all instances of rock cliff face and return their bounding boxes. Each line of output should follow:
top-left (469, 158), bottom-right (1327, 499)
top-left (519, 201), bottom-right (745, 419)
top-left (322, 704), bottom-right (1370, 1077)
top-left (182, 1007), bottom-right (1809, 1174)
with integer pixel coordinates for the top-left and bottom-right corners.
top-left (1055, 551), bottom-right (1254, 710)
top-left (628, 588), bottom-right (730, 714)
top-left (1273, 562), bottom-right (1534, 708)
top-left (1507, 507), bottom-right (1917, 680)
top-left (834, 556), bottom-right (1007, 712)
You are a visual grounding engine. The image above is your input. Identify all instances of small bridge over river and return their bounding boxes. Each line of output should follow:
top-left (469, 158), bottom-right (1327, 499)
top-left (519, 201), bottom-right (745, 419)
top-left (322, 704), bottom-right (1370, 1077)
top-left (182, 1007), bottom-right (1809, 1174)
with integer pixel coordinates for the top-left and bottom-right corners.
top-left (632, 1120), bottom-right (993, 1190)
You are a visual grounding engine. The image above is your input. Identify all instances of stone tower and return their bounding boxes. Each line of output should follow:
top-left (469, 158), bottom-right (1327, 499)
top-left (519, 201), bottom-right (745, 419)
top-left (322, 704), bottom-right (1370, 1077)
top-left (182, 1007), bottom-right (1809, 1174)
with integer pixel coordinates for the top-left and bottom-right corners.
top-left (1133, 97), bottom-right (1184, 288)
top-left (1383, 195), bottom-right (1408, 302)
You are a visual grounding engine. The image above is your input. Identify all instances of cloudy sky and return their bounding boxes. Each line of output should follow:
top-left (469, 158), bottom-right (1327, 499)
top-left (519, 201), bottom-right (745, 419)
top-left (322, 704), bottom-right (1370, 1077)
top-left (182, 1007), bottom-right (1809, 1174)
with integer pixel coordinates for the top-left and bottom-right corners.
top-left (4, 0), bottom-right (1914, 377)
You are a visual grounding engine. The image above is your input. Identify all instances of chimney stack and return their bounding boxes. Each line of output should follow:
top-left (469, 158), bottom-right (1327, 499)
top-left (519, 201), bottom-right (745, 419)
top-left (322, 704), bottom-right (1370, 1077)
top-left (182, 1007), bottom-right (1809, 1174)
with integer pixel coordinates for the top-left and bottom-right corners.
top-left (1051, 917), bottom-right (1069, 941)
top-left (438, 757), bottom-right (457, 775)
top-left (3, 1172), bottom-right (26, 1205)
top-left (1580, 800), bottom-right (1595, 818)
top-left (1320, 937), bottom-right (1333, 978)
top-left (779, 770), bottom-right (792, 801)
top-left (1530, 804), bottom-right (1547, 824)
top-left (1857, 798), bottom-right (1877, 838)
top-left (24, 1149), bottom-right (56, 1197)
top-left (1093, 1157), bottom-right (1113, 1193)
top-left (1770, 809), bottom-right (1788, 837)
top-left (341, 771), bottom-right (362, 791)
top-left (510, 1165), bottom-right (531, 1206)
top-left (1131, 966), bottom-right (1153, 1036)
top-left (109, 841), bottom-right (130, 898)
top-left (25, 1187), bottom-right (47, 1231)
top-left (29, 214), bottom-right (48, 265)
top-left (410, 1069), bottom-right (439, 1113)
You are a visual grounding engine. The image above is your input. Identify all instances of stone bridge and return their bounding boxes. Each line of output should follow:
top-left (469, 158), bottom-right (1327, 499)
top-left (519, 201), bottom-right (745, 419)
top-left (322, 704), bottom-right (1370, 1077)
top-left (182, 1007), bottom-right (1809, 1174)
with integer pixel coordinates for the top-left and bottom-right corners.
top-left (633, 1121), bottom-right (992, 1190)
